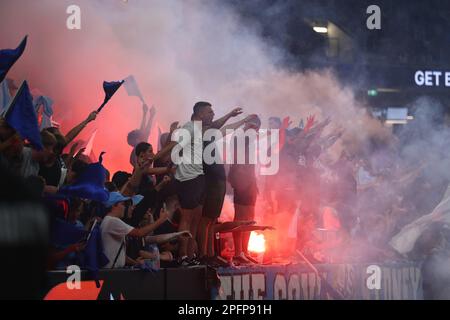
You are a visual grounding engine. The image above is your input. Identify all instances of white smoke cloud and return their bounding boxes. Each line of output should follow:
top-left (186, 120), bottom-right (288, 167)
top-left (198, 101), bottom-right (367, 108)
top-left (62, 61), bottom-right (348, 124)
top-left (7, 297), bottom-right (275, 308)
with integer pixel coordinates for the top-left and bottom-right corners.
top-left (0, 0), bottom-right (388, 173)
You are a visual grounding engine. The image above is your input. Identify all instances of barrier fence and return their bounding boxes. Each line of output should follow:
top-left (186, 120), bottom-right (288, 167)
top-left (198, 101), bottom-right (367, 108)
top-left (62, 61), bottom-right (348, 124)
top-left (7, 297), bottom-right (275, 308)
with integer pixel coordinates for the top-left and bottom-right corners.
top-left (44, 262), bottom-right (423, 300)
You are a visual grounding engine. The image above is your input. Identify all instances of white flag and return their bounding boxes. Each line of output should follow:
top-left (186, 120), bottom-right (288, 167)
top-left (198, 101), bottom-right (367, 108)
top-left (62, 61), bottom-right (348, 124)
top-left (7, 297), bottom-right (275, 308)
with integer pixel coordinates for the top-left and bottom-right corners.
top-left (288, 202), bottom-right (301, 238)
top-left (83, 129), bottom-right (97, 157)
top-left (389, 184), bottom-right (450, 255)
top-left (123, 75), bottom-right (145, 103)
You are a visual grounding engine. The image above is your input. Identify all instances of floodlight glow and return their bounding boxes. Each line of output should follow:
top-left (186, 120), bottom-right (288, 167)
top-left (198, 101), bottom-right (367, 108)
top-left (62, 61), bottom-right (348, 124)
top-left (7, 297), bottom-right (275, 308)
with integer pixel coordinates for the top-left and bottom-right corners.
top-left (313, 26), bottom-right (328, 33)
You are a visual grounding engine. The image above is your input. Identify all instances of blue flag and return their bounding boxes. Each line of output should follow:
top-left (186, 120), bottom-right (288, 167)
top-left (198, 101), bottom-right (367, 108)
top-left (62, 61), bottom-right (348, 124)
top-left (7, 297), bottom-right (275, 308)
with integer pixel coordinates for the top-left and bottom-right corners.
top-left (4, 80), bottom-right (43, 150)
top-left (97, 80), bottom-right (124, 113)
top-left (0, 36), bottom-right (27, 83)
top-left (58, 162), bottom-right (109, 202)
top-left (50, 218), bottom-right (87, 248)
top-left (79, 222), bottom-right (109, 281)
top-left (103, 80), bottom-right (124, 103)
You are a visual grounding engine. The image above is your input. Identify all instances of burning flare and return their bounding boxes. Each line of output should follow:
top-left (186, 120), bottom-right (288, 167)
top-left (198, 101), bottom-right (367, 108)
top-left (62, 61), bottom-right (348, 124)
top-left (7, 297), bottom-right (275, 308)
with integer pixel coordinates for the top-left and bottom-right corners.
top-left (248, 232), bottom-right (266, 253)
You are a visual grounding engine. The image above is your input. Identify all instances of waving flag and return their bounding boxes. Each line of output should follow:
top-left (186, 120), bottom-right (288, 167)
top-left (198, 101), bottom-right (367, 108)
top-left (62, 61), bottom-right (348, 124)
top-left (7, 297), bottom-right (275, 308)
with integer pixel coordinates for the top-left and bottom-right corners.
top-left (123, 75), bottom-right (145, 103)
top-left (97, 80), bottom-right (124, 112)
top-left (34, 95), bottom-right (54, 130)
top-left (79, 222), bottom-right (109, 284)
top-left (82, 129), bottom-right (97, 157)
top-left (58, 162), bottom-right (109, 202)
top-left (4, 80), bottom-right (43, 150)
top-left (390, 184), bottom-right (450, 255)
top-left (50, 218), bottom-right (87, 248)
top-left (0, 36), bottom-right (27, 83)
top-left (103, 80), bottom-right (123, 102)
top-left (288, 203), bottom-right (301, 239)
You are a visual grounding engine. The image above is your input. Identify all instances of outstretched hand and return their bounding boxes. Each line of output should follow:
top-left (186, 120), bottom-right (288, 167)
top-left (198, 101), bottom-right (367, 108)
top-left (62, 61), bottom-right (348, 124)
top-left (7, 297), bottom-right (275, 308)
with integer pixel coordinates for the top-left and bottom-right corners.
top-left (86, 111), bottom-right (98, 123)
top-left (180, 231), bottom-right (193, 238)
top-left (229, 107), bottom-right (243, 117)
top-left (135, 159), bottom-right (152, 174)
top-left (170, 121), bottom-right (180, 133)
top-left (304, 114), bottom-right (316, 132)
top-left (75, 147), bottom-right (86, 158)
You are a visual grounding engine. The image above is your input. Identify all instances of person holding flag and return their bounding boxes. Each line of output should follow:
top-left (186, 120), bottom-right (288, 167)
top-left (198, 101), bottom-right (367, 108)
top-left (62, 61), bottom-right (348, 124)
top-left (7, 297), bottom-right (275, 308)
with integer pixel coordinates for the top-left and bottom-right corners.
top-left (65, 79), bottom-right (123, 146)
top-left (0, 81), bottom-right (55, 178)
top-left (123, 75), bottom-right (156, 167)
top-left (127, 103), bottom-right (156, 167)
top-left (37, 79), bottom-right (122, 187)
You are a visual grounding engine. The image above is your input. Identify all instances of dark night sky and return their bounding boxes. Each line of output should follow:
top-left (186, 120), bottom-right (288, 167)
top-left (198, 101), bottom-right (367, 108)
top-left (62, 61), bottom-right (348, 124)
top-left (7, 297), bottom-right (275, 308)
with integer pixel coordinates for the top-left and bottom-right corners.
top-left (227, 0), bottom-right (450, 68)
top-left (225, 0), bottom-right (450, 109)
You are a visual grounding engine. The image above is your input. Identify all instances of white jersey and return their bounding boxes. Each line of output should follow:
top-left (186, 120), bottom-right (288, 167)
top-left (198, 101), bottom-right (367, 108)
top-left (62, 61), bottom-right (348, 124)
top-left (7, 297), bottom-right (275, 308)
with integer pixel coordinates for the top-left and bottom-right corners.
top-left (174, 121), bottom-right (204, 182)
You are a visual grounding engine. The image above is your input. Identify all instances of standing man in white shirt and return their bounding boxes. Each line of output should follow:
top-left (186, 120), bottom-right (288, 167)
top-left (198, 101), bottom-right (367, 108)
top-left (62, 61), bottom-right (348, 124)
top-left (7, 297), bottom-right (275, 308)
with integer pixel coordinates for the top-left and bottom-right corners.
top-left (154, 102), bottom-right (243, 266)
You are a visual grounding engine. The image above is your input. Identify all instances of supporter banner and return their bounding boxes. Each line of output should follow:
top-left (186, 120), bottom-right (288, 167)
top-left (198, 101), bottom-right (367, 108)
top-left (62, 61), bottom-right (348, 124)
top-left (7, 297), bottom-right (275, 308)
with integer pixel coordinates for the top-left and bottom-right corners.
top-left (44, 263), bottom-right (423, 300)
top-left (215, 263), bottom-right (423, 300)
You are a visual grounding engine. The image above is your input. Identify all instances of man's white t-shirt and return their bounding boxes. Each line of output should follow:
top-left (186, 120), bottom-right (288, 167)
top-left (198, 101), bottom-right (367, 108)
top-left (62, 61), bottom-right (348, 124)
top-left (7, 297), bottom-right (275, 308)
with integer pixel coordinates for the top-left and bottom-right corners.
top-left (100, 215), bottom-right (134, 268)
top-left (174, 121), bottom-right (204, 182)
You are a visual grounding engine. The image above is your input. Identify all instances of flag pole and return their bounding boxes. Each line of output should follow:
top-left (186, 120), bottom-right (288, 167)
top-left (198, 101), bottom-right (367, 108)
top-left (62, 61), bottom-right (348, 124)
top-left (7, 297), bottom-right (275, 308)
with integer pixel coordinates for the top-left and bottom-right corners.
top-left (296, 250), bottom-right (345, 300)
top-left (96, 100), bottom-right (107, 113)
top-left (85, 219), bottom-right (98, 243)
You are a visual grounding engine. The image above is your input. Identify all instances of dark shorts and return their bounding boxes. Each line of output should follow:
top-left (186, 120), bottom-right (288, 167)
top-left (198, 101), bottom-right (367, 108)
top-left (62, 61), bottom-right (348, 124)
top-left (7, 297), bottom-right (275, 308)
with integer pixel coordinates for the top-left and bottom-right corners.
top-left (203, 177), bottom-right (226, 219)
top-left (175, 175), bottom-right (205, 210)
top-left (233, 184), bottom-right (258, 206)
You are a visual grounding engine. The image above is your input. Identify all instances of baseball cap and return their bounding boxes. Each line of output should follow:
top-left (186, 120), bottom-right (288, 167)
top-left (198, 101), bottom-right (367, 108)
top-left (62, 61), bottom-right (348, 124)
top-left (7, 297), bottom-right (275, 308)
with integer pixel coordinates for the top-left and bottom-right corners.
top-left (131, 194), bottom-right (144, 206)
top-left (103, 192), bottom-right (131, 208)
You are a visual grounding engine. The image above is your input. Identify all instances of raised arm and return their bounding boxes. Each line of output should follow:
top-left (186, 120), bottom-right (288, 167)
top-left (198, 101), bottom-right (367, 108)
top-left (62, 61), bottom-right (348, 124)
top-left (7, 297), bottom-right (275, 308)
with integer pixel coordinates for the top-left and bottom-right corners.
top-left (308, 116), bottom-right (331, 137)
top-left (164, 121), bottom-right (180, 148)
top-left (152, 140), bottom-right (178, 163)
top-left (64, 111), bottom-right (98, 146)
top-left (320, 128), bottom-right (344, 150)
top-left (219, 114), bottom-right (258, 136)
top-left (121, 160), bottom-right (151, 196)
top-left (139, 103), bottom-right (148, 131)
top-left (271, 116), bottom-right (291, 156)
top-left (144, 231), bottom-right (192, 245)
top-left (128, 210), bottom-right (169, 237)
top-left (147, 166), bottom-right (173, 176)
top-left (154, 175), bottom-right (172, 192)
top-left (210, 107), bottom-right (243, 129)
top-left (141, 105), bottom-right (156, 142)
